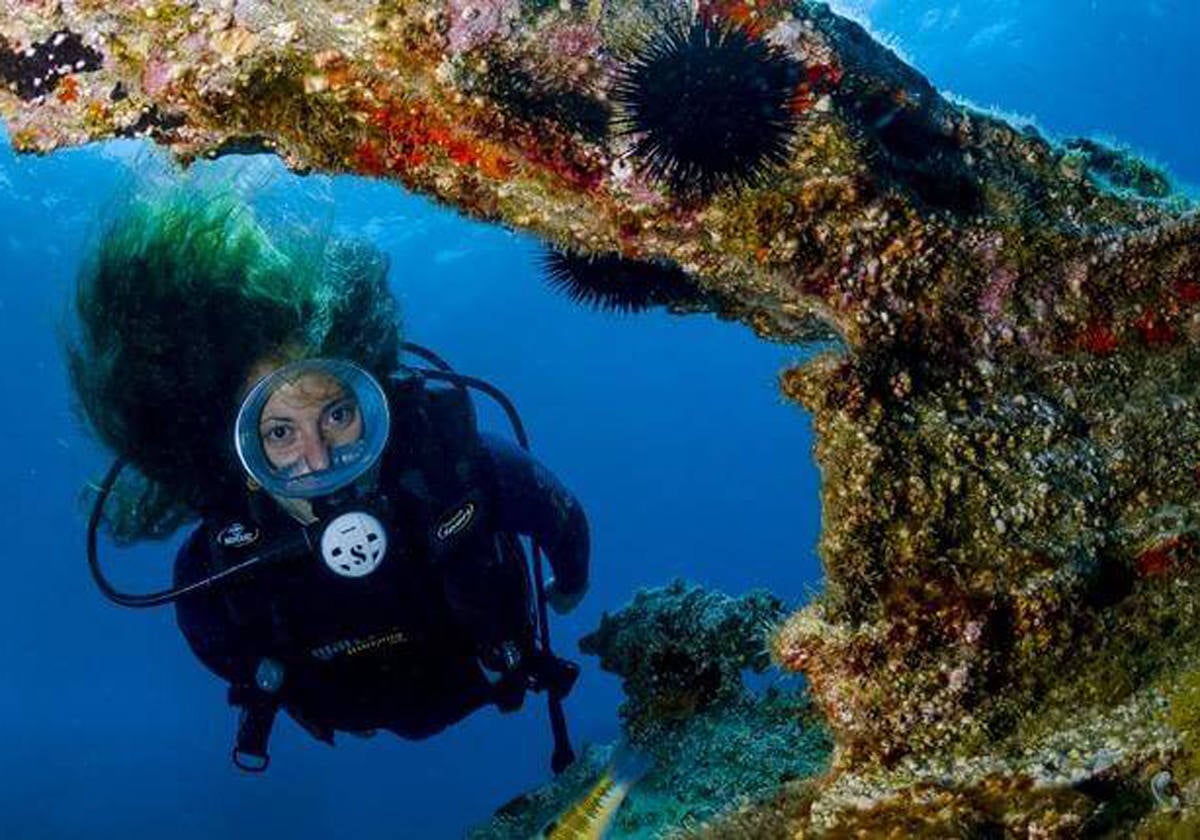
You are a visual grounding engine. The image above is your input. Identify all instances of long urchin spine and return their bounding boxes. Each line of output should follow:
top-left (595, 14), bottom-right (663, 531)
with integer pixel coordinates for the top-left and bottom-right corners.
top-left (540, 248), bottom-right (708, 314)
top-left (611, 18), bottom-right (804, 199)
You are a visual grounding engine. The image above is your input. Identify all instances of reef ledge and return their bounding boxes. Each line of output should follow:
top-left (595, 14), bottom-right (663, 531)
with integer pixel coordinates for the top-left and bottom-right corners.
top-left (6, 0), bottom-right (1200, 834)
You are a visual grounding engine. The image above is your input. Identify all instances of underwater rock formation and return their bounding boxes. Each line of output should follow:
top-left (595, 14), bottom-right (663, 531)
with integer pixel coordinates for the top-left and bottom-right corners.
top-left (472, 582), bottom-right (832, 838)
top-left (5, 0), bottom-right (1200, 833)
top-left (578, 580), bottom-right (790, 741)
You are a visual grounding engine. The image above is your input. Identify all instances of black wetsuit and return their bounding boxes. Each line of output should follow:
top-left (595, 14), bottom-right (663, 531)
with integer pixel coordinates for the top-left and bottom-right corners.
top-left (173, 372), bottom-right (589, 746)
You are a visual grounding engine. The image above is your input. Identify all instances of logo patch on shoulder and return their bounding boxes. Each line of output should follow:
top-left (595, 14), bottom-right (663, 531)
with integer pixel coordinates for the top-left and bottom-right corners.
top-left (435, 501), bottom-right (476, 541)
top-left (217, 522), bottom-right (260, 549)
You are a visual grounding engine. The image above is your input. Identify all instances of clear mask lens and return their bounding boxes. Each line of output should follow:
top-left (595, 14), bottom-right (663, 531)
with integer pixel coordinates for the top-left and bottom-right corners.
top-left (235, 359), bottom-right (391, 500)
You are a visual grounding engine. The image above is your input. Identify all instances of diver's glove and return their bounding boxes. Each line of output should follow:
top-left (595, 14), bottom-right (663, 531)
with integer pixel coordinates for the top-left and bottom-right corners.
top-left (545, 576), bottom-right (587, 615)
top-left (479, 641), bottom-right (528, 713)
top-left (524, 653), bottom-right (580, 701)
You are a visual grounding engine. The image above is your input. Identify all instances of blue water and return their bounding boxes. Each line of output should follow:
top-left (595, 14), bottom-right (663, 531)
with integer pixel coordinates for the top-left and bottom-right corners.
top-left (0, 2), bottom-right (1196, 837)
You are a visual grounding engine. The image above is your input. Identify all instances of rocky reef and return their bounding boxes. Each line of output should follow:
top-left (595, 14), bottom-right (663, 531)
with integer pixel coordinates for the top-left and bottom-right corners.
top-left (471, 581), bottom-right (832, 838)
top-left (5, 0), bottom-right (1200, 833)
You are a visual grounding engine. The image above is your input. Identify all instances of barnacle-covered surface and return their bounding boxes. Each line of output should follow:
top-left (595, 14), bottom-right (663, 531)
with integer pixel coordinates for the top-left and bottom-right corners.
top-left (5, 0), bottom-right (1200, 833)
top-left (578, 581), bottom-right (792, 741)
top-left (471, 583), bottom-right (832, 838)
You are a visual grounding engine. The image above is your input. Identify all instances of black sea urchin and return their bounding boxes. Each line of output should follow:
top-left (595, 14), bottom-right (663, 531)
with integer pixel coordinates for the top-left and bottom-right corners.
top-left (0, 30), bottom-right (102, 101)
top-left (612, 20), bottom-right (802, 199)
top-left (541, 249), bottom-right (708, 314)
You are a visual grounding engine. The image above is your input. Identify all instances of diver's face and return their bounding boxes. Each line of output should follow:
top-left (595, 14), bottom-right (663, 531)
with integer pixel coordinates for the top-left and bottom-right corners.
top-left (258, 371), bottom-right (364, 478)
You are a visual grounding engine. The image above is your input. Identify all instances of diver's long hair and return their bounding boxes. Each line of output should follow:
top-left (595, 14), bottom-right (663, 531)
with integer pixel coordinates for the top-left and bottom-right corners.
top-left (66, 180), bottom-right (401, 543)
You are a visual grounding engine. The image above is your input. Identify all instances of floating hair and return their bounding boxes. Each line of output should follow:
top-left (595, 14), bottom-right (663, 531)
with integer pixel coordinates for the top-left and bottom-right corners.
top-left (67, 182), bottom-right (400, 541)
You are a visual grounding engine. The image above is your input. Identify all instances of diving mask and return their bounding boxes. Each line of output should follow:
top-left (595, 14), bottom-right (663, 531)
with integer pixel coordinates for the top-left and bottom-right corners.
top-left (235, 358), bottom-right (391, 500)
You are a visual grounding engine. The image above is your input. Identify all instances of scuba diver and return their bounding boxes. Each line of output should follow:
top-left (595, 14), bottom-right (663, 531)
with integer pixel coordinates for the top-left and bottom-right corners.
top-left (69, 190), bottom-right (587, 772)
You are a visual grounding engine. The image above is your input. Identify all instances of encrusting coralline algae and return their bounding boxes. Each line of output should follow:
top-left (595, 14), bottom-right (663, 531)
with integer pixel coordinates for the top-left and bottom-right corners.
top-left (5, 0), bottom-right (1200, 834)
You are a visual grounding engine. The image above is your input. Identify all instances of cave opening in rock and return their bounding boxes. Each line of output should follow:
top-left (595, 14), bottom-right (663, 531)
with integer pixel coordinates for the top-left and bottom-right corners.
top-left (0, 134), bottom-right (835, 837)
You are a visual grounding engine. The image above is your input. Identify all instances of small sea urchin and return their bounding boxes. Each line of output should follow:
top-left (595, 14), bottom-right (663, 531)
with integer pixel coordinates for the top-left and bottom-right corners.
top-left (540, 249), bottom-right (708, 314)
top-left (612, 19), bottom-right (802, 199)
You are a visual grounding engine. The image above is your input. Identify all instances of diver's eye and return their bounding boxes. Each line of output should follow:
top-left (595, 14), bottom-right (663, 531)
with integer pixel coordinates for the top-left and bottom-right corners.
top-left (325, 399), bottom-right (358, 429)
top-left (262, 423), bottom-right (296, 448)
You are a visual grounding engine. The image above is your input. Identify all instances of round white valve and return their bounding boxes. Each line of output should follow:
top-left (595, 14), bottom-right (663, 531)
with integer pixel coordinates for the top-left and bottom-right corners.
top-left (320, 512), bottom-right (387, 578)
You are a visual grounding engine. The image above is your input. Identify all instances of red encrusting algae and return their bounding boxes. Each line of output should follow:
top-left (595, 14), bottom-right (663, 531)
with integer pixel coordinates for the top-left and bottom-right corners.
top-left (56, 74), bottom-right (79, 104)
top-left (1079, 320), bottom-right (1119, 356)
top-left (791, 62), bottom-right (844, 115)
top-left (355, 97), bottom-right (516, 184)
top-left (1174, 278), bottom-right (1200, 305)
top-left (1133, 309), bottom-right (1177, 348)
top-left (1134, 535), bottom-right (1196, 580)
top-left (697, 0), bottom-right (788, 38)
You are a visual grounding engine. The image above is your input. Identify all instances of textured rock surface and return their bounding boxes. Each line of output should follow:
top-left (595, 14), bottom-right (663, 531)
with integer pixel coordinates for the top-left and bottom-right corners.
top-left (472, 582), bottom-right (831, 838)
top-left (6, 0), bottom-right (1200, 833)
top-left (579, 579), bottom-right (789, 742)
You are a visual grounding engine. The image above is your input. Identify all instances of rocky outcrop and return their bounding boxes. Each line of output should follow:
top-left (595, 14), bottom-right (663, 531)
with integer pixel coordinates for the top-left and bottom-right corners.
top-left (472, 582), bottom-right (831, 838)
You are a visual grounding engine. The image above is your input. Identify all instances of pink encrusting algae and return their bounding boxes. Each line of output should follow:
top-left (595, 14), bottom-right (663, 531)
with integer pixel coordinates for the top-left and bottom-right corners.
top-left (5, 0), bottom-right (1200, 834)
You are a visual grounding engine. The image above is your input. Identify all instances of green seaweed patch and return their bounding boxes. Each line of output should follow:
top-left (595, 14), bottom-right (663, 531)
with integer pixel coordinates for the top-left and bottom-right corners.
top-left (1140, 812), bottom-right (1200, 840)
top-left (1133, 666), bottom-right (1200, 837)
top-left (1064, 137), bottom-right (1174, 200)
top-left (1165, 667), bottom-right (1200, 785)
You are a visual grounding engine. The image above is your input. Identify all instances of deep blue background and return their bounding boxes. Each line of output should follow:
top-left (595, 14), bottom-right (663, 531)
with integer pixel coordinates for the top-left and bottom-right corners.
top-left (0, 2), bottom-right (1196, 837)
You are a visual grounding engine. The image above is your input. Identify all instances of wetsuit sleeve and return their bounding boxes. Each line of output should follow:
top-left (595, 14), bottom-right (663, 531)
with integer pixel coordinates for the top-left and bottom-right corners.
top-left (480, 433), bottom-right (590, 597)
top-left (173, 526), bottom-right (255, 686)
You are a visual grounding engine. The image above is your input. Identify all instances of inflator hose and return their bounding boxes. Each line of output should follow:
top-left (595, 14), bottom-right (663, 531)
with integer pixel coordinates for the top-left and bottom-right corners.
top-left (87, 458), bottom-right (310, 608)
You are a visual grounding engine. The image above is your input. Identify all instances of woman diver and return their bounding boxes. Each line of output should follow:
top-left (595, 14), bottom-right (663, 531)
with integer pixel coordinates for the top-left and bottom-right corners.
top-left (68, 188), bottom-right (588, 772)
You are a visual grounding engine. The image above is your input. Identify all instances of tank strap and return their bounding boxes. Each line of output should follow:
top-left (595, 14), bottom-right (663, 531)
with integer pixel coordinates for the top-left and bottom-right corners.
top-left (228, 683), bottom-right (279, 773)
